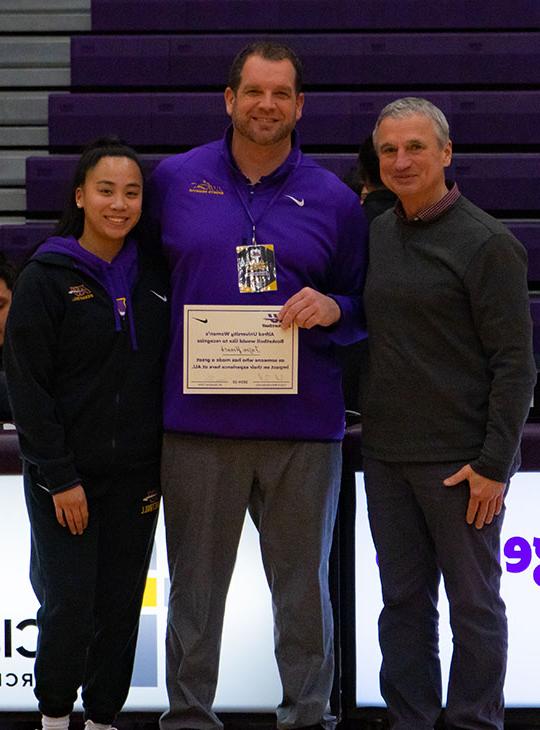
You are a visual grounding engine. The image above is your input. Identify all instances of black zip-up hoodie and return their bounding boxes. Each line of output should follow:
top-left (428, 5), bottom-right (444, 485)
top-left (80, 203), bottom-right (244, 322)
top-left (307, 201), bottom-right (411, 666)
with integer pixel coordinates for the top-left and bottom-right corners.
top-left (4, 236), bottom-right (170, 494)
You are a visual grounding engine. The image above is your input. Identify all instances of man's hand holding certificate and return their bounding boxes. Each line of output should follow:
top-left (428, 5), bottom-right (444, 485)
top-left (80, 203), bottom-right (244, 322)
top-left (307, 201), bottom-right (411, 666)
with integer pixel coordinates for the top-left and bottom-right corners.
top-left (277, 287), bottom-right (341, 330)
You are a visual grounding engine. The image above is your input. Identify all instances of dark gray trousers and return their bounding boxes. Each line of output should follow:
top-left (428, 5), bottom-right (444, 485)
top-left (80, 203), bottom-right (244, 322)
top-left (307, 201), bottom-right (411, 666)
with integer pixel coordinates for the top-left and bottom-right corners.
top-left (363, 457), bottom-right (507, 730)
top-left (159, 434), bottom-right (342, 730)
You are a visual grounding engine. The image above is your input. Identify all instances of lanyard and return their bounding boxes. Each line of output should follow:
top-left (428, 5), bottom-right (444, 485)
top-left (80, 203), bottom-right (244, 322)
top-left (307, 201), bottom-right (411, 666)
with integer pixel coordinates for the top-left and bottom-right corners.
top-left (230, 154), bottom-right (302, 244)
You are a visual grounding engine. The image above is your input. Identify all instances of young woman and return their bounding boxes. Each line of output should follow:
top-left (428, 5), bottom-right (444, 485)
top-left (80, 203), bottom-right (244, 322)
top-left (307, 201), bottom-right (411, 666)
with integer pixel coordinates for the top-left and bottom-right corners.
top-left (5, 138), bottom-right (169, 730)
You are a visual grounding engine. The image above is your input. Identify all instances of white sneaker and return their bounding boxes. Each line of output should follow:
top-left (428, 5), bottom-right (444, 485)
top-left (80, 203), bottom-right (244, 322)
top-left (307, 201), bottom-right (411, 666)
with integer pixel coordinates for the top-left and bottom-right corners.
top-left (41, 715), bottom-right (70, 730)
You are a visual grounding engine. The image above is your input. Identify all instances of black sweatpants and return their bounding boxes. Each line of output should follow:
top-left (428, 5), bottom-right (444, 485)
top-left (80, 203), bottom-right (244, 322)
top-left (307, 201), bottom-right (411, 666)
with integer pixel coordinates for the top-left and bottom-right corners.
top-left (24, 463), bottom-right (160, 724)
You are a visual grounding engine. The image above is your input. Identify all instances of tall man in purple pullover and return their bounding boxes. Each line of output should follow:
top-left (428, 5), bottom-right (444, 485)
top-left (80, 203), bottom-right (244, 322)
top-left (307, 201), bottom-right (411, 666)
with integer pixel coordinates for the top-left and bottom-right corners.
top-left (149, 42), bottom-right (368, 730)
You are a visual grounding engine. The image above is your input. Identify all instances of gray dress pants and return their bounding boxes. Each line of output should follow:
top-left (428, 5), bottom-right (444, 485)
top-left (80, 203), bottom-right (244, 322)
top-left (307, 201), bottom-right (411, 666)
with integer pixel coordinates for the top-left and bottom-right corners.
top-left (159, 433), bottom-right (342, 730)
top-left (364, 457), bottom-right (507, 730)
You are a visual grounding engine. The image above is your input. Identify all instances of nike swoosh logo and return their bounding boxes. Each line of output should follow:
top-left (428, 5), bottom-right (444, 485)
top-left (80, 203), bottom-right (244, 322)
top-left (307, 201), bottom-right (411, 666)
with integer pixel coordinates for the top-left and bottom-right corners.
top-left (150, 290), bottom-right (168, 302)
top-left (193, 317), bottom-right (208, 324)
top-left (285, 194), bottom-right (305, 207)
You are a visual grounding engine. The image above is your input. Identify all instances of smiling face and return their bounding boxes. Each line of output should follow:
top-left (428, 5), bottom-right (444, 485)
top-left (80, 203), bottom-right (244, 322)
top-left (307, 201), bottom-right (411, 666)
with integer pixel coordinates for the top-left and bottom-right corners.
top-left (224, 54), bottom-right (304, 149)
top-left (75, 155), bottom-right (143, 252)
top-left (375, 113), bottom-right (452, 217)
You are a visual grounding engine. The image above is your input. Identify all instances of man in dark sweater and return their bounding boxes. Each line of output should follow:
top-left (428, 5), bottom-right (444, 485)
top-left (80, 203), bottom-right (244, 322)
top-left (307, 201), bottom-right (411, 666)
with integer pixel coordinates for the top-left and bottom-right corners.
top-left (362, 97), bottom-right (536, 730)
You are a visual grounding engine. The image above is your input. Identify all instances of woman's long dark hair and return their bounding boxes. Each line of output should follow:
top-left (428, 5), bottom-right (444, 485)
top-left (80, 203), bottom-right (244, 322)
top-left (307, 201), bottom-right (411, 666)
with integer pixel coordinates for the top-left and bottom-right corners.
top-left (53, 136), bottom-right (145, 240)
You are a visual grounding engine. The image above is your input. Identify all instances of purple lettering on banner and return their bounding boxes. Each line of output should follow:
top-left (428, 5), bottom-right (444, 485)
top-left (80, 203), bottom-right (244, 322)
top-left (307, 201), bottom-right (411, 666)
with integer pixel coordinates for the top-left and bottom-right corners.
top-left (532, 537), bottom-right (540, 586)
top-left (504, 536), bottom-right (532, 574)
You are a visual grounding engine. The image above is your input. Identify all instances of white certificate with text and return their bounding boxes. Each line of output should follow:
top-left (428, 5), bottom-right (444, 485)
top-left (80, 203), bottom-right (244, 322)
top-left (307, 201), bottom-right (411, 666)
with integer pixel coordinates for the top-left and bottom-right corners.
top-left (183, 305), bottom-right (298, 394)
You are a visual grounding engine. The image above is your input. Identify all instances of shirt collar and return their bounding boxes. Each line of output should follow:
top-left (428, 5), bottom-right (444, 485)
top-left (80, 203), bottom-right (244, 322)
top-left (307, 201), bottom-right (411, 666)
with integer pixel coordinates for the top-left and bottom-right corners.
top-left (394, 182), bottom-right (461, 223)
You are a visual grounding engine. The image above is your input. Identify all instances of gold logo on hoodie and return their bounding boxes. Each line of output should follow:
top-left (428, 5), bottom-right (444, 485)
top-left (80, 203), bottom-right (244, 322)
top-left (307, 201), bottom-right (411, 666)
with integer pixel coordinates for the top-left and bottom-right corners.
top-left (141, 489), bottom-right (160, 515)
top-left (68, 284), bottom-right (94, 302)
top-left (188, 179), bottom-right (224, 196)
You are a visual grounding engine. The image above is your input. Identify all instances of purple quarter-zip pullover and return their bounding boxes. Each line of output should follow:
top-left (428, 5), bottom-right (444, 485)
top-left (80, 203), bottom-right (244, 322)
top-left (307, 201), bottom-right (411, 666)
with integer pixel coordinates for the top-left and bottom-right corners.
top-left (149, 130), bottom-right (368, 440)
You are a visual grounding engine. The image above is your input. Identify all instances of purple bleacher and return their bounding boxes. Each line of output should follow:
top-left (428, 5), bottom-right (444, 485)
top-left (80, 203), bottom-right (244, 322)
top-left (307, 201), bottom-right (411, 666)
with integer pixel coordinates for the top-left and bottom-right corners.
top-left (505, 222), bottom-right (540, 281)
top-left (25, 155), bottom-right (79, 216)
top-left (49, 94), bottom-right (229, 147)
top-left (151, 96), bottom-right (230, 146)
top-left (26, 155), bottom-right (162, 214)
top-left (26, 154), bottom-right (357, 213)
top-left (48, 92), bottom-right (540, 148)
top-left (72, 34), bottom-right (540, 87)
top-left (26, 153), bottom-right (540, 216)
top-left (48, 95), bottom-right (155, 148)
top-left (0, 224), bottom-right (55, 267)
top-left (451, 92), bottom-right (540, 145)
top-left (452, 155), bottom-right (539, 211)
top-left (71, 37), bottom-right (170, 87)
top-left (311, 155), bottom-right (357, 182)
top-left (90, 0), bottom-right (540, 31)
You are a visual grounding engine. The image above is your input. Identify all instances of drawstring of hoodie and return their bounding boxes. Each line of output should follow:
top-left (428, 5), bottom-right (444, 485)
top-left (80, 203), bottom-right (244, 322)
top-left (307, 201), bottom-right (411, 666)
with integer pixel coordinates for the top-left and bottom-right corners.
top-left (107, 267), bottom-right (139, 351)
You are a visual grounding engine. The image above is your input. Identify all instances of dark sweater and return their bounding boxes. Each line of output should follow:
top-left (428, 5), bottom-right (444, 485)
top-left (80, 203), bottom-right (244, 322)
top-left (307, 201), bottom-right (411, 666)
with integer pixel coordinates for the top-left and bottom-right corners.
top-left (362, 195), bottom-right (536, 483)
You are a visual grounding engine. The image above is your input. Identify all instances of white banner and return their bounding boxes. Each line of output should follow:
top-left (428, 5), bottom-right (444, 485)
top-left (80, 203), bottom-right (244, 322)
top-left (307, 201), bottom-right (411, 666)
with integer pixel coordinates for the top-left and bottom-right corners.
top-left (0, 475), bottom-right (281, 711)
top-left (355, 471), bottom-right (540, 707)
top-left (6, 470), bottom-right (538, 711)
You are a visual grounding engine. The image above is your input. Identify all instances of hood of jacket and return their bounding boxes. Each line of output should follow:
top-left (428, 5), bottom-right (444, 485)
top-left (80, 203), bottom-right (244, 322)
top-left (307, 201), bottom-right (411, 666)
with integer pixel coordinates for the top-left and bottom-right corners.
top-left (35, 235), bottom-right (140, 349)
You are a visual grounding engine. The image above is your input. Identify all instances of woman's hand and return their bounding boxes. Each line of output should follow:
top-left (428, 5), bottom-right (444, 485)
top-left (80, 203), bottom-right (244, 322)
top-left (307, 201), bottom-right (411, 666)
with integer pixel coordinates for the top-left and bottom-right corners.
top-left (52, 484), bottom-right (89, 535)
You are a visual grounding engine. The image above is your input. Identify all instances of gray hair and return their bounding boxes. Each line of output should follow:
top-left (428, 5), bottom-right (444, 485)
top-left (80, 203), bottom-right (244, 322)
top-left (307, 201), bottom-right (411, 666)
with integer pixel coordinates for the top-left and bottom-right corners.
top-left (372, 97), bottom-right (450, 150)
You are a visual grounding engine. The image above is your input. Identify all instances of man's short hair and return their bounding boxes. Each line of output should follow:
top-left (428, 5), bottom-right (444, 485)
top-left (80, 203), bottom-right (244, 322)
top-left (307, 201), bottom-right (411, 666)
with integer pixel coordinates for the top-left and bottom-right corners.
top-left (372, 97), bottom-right (450, 150)
top-left (227, 41), bottom-right (303, 94)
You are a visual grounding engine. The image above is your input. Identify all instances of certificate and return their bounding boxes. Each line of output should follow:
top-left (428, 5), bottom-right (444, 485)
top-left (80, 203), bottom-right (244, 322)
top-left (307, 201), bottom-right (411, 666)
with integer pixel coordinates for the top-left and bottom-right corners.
top-left (183, 305), bottom-right (298, 394)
